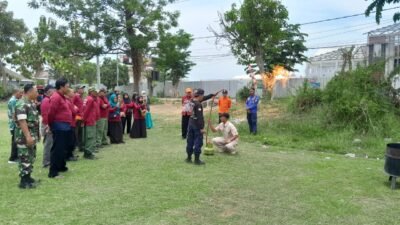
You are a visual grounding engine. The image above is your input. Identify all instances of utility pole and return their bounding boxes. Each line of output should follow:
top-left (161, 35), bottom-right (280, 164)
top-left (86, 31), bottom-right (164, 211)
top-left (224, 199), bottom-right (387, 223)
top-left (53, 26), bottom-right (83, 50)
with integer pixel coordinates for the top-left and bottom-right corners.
top-left (96, 38), bottom-right (101, 87)
top-left (116, 54), bottom-right (119, 87)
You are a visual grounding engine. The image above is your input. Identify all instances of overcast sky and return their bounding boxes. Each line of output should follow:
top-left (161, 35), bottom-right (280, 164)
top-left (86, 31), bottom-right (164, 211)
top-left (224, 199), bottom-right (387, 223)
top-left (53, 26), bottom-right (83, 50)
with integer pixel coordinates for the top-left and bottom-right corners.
top-left (7, 0), bottom-right (397, 80)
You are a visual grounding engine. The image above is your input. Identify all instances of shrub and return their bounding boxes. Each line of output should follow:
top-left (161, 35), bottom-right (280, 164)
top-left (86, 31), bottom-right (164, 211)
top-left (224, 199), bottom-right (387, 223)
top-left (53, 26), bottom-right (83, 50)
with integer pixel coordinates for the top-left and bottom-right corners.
top-left (290, 81), bottom-right (322, 112)
top-left (237, 86), bottom-right (250, 101)
top-left (323, 63), bottom-right (398, 132)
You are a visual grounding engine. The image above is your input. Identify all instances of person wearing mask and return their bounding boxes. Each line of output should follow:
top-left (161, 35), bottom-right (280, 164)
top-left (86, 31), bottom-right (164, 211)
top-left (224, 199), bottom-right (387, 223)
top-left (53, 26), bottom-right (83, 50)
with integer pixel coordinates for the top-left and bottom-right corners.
top-left (209, 113), bottom-right (239, 154)
top-left (47, 78), bottom-right (72, 178)
top-left (121, 93), bottom-right (132, 134)
top-left (97, 88), bottom-right (110, 147)
top-left (181, 88), bottom-right (192, 139)
top-left (40, 85), bottom-right (55, 167)
top-left (108, 94), bottom-right (124, 144)
top-left (185, 89), bottom-right (219, 165)
top-left (82, 87), bottom-right (99, 159)
top-left (14, 84), bottom-right (40, 188)
top-left (128, 96), bottom-right (147, 139)
top-left (7, 88), bottom-right (22, 164)
top-left (65, 88), bottom-right (79, 162)
top-left (73, 85), bottom-right (85, 152)
top-left (218, 89), bottom-right (232, 123)
top-left (246, 88), bottom-right (260, 135)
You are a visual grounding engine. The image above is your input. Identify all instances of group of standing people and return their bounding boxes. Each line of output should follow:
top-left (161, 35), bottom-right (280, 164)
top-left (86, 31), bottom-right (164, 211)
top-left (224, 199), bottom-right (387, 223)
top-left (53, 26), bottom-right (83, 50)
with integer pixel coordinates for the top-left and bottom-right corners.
top-left (7, 78), bottom-right (151, 189)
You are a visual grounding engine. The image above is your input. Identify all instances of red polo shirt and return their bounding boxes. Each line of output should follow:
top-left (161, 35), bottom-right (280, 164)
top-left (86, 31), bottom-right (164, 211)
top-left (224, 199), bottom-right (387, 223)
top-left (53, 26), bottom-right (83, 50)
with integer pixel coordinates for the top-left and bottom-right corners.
top-left (98, 96), bottom-right (110, 119)
top-left (67, 99), bottom-right (77, 127)
top-left (83, 95), bottom-right (98, 126)
top-left (40, 96), bottom-right (51, 125)
top-left (48, 91), bottom-right (73, 125)
top-left (72, 93), bottom-right (84, 117)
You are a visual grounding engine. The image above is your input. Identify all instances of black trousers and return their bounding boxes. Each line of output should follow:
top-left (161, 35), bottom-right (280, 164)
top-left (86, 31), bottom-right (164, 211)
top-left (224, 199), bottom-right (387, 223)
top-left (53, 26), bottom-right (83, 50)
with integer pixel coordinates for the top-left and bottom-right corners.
top-left (49, 130), bottom-right (69, 177)
top-left (65, 129), bottom-right (76, 159)
top-left (9, 130), bottom-right (18, 161)
top-left (75, 121), bottom-right (84, 151)
top-left (122, 114), bottom-right (132, 134)
top-left (181, 115), bottom-right (190, 138)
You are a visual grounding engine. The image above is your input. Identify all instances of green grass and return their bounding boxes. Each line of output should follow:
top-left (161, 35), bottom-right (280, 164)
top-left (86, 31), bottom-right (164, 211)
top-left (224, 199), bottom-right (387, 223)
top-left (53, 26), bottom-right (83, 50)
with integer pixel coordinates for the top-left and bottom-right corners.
top-left (0, 103), bottom-right (400, 224)
top-left (234, 99), bottom-right (400, 158)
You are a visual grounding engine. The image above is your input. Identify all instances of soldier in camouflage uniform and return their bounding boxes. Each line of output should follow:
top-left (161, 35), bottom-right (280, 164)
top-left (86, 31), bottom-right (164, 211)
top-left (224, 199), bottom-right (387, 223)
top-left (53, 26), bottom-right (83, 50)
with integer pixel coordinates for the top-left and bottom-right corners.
top-left (14, 84), bottom-right (40, 189)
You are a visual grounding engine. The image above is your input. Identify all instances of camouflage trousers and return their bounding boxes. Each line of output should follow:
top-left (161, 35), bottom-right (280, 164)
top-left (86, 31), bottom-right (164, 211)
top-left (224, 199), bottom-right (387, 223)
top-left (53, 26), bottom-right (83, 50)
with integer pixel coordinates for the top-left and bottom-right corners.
top-left (18, 146), bottom-right (36, 177)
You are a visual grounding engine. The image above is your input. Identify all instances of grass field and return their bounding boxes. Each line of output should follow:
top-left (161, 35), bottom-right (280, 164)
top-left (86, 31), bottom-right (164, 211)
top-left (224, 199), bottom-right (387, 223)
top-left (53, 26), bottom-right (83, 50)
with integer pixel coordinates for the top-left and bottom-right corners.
top-left (0, 102), bottom-right (400, 225)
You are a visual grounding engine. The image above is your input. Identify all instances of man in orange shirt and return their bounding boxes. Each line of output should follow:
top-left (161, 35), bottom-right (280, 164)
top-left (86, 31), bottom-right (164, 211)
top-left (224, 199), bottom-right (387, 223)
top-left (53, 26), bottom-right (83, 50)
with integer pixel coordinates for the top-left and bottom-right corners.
top-left (218, 89), bottom-right (232, 123)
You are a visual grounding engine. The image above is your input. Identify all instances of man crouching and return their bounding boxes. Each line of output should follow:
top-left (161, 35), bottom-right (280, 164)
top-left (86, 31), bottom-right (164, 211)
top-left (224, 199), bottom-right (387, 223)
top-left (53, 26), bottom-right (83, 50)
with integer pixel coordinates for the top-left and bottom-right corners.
top-left (209, 113), bottom-right (239, 155)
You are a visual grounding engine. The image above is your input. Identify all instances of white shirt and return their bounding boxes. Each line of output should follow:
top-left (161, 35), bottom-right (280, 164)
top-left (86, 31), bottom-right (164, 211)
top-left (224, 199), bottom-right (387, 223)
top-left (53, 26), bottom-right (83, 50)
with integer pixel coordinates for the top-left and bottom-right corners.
top-left (216, 121), bottom-right (239, 141)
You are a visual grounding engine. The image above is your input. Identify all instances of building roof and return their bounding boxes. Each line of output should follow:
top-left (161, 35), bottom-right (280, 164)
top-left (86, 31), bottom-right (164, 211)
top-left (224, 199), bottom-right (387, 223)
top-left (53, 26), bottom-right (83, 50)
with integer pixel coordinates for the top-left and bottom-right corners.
top-left (367, 23), bottom-right (400, 36)
top-left (309, 46), bottom-right (367, 62)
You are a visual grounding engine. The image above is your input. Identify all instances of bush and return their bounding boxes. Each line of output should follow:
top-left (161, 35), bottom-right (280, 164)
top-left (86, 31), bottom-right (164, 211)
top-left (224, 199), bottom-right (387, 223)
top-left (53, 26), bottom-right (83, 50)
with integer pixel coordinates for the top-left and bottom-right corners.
top-left (322, 63), bottom-right (397, 132)
top-left (290, 81), bottom-right (322, 112)
top-left (237, 86), bottom-right (250, 101)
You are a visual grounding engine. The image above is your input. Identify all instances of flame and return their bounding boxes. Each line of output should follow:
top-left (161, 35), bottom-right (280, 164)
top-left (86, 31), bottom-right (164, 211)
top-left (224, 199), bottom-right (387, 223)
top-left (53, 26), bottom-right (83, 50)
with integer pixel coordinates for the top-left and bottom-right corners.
top-left (262, 65), bottom-right (290, 91)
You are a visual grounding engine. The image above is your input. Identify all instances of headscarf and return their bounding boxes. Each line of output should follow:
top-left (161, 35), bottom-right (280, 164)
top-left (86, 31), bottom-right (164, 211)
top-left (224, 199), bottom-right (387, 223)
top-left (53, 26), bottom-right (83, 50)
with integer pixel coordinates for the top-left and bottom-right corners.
top-left (109, 93), bottom-right (120, 115)
top-left (123, 93), bottom-right (131, 104)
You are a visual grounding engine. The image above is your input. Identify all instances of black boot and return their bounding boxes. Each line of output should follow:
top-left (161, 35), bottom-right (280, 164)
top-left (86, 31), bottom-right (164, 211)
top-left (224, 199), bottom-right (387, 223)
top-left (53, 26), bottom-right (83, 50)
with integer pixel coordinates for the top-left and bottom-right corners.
top-left (26, 174), bottom-right (39, 187)
top-left (194, 154), bottom-right (205, 165)
top-left (185, 154), bottom-right (192, 163)
top-left (19, 175), bottom-right (35, 189)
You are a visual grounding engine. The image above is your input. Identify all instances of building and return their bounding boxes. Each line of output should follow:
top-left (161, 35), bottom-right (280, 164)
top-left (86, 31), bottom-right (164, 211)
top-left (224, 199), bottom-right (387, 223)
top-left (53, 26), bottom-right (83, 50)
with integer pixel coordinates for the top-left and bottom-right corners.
top-left (305, 47), bottom-right (368, 82)
top-left (367, 23), bottom-right (400, 77)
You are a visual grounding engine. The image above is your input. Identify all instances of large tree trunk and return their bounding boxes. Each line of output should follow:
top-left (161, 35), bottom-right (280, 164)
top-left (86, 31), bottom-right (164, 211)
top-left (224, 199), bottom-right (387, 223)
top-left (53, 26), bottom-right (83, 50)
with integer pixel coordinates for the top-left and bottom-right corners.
top-left (130, 48), bottom-right (143, 93)
top-left (255, 49), bottom-right (268, 97)
top-left (0, 59), bottom-right (7, 91)
top-left (172, 79), bottom-right (180, 98)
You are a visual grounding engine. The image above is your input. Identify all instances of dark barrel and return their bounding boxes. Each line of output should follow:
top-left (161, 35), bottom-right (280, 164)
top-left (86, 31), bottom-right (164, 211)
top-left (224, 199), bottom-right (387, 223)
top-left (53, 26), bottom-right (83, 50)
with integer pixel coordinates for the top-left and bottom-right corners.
top-left (385, 143), bottom-right (400, 176)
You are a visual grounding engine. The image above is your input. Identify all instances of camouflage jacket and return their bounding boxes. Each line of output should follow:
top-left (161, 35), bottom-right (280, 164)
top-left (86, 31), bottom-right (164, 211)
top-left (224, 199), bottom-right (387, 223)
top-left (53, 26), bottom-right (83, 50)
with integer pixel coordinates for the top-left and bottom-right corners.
top-left (7, 96), bottom-right (17, 131)
top-left (14, 97), bottom-right (40, 147)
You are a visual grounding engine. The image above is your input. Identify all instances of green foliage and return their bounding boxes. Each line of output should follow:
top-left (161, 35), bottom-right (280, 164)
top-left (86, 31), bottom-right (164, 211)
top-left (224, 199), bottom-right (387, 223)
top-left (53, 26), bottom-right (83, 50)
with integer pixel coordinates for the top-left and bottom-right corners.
top-left (212, 0), bottom-right (307, 74)
top-left (365, 0), bottom-right (400, 23)
top-left (290, 81), bottom-right (322, 113)
top-left (100, 58), bottom-right (129, 89)
top-left (236, 86), bottom-right (250, 101)
top-left (30, 0), bottom-right (180, 92)
top-left (323, 64), bottom-right (396, 132)
top-left (154, 30), bottom-right (195, 87)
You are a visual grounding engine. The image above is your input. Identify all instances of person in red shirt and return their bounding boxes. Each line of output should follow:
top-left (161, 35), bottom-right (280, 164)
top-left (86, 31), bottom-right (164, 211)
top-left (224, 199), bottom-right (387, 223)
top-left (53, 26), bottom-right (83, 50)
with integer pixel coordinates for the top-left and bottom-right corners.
top-left (108, 93), bottom-right (124, 144)
top-left (48, 78), bottom-right (72, 178)
top-left (82, 87), bottom-right (99, 159)
top-left (97, 88), bottom-right (110, 147)
top-left (40, 85), bottom-right (55, 168)
top-left (181, 88), bottom-right (193, 139)
top-left (66, 88), bottom-right (79, 162)
top-left (73, 85), bottom-right (85, 151)
top-left (128, 96), bottom-right (147, 139)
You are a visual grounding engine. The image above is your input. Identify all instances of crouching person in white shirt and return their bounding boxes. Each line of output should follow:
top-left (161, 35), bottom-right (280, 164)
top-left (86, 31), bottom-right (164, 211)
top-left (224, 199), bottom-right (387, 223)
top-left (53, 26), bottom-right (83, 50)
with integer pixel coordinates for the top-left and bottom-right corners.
top-left (209, 113), bottom-right (239, 154)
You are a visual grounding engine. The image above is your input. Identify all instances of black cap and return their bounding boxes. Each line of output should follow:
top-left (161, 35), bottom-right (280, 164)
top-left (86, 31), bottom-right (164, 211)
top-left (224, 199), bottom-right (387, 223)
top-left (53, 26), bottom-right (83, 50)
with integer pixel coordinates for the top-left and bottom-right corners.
top-left (44, 84), bottom-right (55, 93)
top-left (193, 88), bottom-right (205, 97)
top-left (222, 89), bottom-right (228, 94)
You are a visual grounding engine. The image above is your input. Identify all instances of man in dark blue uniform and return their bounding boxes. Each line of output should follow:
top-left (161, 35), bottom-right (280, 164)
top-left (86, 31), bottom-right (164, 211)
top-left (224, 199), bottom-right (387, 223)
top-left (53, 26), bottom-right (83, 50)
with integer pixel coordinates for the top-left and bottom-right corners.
top-left (186, 88), bottom-right (218, 165)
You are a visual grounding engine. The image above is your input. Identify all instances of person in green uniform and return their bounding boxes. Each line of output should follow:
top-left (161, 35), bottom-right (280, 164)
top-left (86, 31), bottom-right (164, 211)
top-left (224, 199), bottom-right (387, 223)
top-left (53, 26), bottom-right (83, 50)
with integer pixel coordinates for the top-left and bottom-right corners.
top-left (14, 84), bottom-right (40, 189)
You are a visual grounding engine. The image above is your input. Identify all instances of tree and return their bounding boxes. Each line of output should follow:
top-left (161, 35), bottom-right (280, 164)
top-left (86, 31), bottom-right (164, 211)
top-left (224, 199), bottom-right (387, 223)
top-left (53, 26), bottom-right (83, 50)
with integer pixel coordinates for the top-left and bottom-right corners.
top-left (0, 1), bottom-right (27, 90)
top-left (79, 61), bottom-right (97, 86)
top-left (154, 30), bottom-right (195, 97)
top-left (366, 0), bottom-right (400, 23)
top-left (29, 0), bottom-right (180, 92)
top-left (100, 58), bottom-right (129, 90)
top-left (210, 0), bottom-right (307, 90)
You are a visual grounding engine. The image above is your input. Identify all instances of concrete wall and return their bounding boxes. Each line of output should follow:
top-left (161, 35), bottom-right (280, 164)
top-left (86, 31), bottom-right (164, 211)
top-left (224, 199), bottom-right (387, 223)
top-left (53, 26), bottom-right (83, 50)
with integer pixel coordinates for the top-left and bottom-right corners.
top-left (118, 78), bottom-right (310, 99)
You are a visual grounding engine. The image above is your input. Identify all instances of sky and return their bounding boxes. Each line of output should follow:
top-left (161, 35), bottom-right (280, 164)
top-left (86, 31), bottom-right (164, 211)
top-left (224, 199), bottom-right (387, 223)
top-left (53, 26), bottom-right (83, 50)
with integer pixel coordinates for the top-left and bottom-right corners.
top-left (6, 0), bottom-right (398, 80)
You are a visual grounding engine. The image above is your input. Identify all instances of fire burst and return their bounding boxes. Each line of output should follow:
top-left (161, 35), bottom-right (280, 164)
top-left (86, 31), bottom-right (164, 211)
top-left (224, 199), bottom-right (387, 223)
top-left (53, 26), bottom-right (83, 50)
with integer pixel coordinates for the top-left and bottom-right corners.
top-left (263, 65), bottom-right (290, 92)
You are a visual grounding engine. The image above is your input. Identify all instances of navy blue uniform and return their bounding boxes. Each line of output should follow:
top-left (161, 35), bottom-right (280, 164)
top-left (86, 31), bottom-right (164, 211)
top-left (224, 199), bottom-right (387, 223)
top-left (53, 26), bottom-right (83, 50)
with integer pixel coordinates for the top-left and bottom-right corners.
top-left (186, 94), bottom-right (213, 157)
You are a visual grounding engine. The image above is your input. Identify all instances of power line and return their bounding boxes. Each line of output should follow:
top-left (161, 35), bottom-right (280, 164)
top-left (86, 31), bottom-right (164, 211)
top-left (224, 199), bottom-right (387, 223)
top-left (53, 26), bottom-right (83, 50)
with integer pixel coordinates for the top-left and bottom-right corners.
top-left (299, 6), bottom-right (400, 26)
